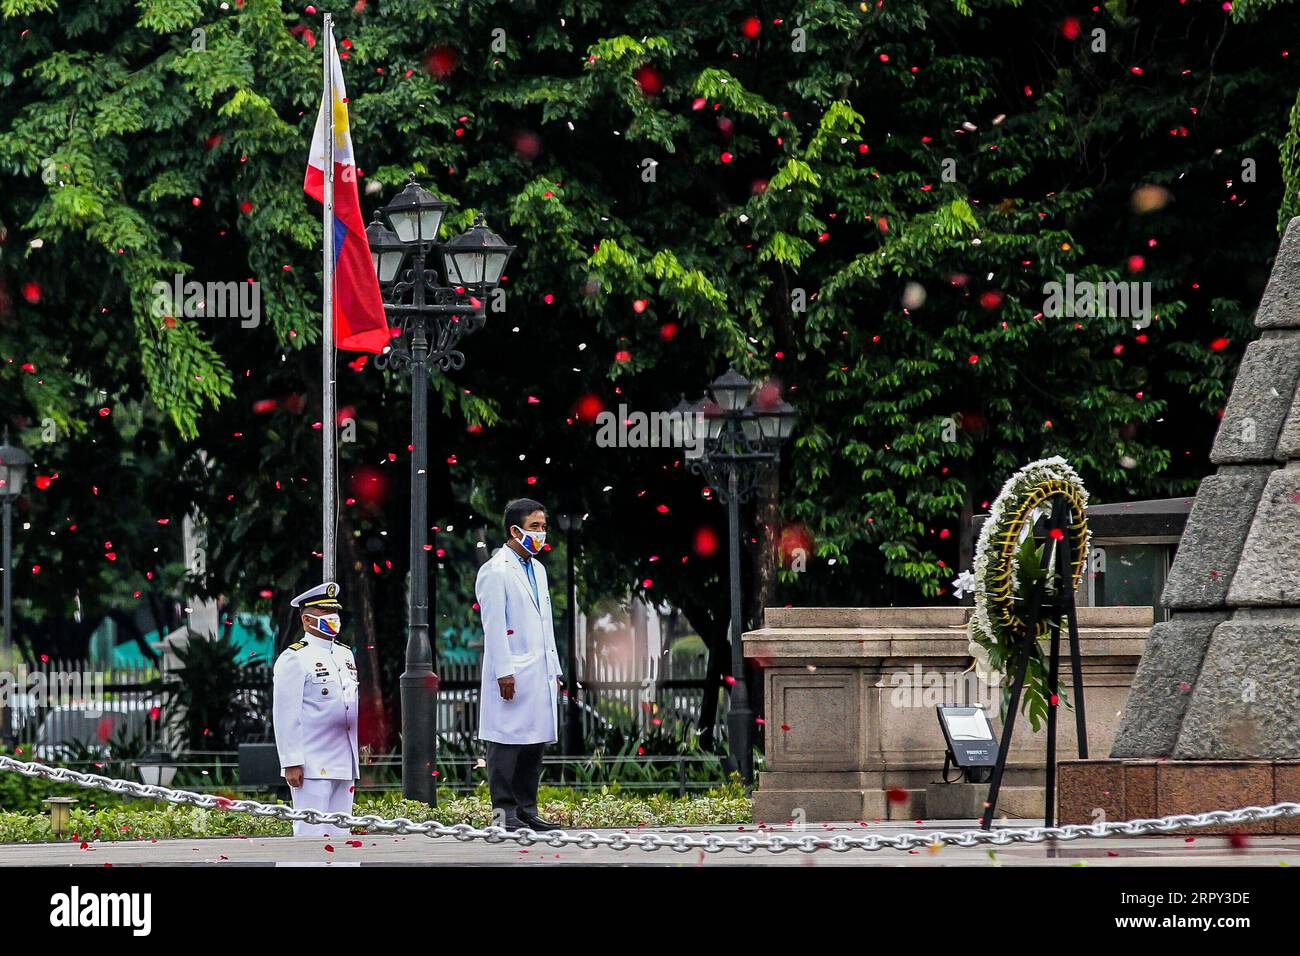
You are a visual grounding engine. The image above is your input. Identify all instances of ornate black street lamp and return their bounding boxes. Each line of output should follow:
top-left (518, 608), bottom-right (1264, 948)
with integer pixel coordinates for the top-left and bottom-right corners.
top-left (368, 175), bottom-right (514, 805)
top-left (679, 369), bottom-right (796, 783)
top-left (555, 512), bottom-right (584, 758)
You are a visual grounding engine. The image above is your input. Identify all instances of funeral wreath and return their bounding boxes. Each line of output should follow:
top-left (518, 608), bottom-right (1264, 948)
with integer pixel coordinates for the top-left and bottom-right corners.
top-left (964, 456), bottom-right (1091, 730)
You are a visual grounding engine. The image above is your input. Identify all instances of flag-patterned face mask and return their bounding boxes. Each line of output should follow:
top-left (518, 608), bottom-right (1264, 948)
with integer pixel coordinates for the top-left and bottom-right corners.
top-left (512, 526), bottom-right (546, 555)
top-left (310, 613), bottom-right (342, 637)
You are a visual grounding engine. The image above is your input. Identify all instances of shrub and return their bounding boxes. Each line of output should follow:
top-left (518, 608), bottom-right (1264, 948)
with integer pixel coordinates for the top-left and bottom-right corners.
top-left (0, 786), bottom-right (752, 844)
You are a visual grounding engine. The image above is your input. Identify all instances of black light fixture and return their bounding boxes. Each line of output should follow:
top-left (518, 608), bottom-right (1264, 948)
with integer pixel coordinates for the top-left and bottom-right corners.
top-left (380, 174), bottom-right (449, 247)
top-left (936, 705), bottom-right (998, 783)
top-left (668, 398), bottom-right (695, 450)
top-left (441, 215), bottom-right (516, 290)
top-left (367, 174), bottom-right (515, 806)
top-left (701, 398), bottom-right (725, 441)
top-left (710, 367), bottom-right (753, 412)
top-left (0, 431), bottom-right (31, 499)
top-left (756, 399), bottom-right (798, 442)
top-left (366, 217), bottom-right (407, 286)
top-left (554, 513), bottom-right (584, 533)
top-left (134, 745), bottom-right (179, 788)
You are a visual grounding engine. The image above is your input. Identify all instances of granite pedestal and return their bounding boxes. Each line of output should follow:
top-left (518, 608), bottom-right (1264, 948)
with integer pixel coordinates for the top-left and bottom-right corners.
top-left (742, 605), bottom-right (1149, 823)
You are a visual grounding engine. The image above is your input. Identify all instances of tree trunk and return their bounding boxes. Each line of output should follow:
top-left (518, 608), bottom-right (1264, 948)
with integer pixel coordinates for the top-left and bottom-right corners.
top-left (145, 589), bottom-right (171, 643)
top-left (698, 627), bottom-right (726, 751)
top-left (747, 469), bottom-right (780, 755)
top-left (274, 602), bottom-right (299, 656)
top-left (751, 470), bottom-right (779, 627)
top-left (105, 608), bottom-right (157, 663)
top-left (675, 593), bottom-right (725, 750)
top-left (220, 598), bottom-right (235, 643)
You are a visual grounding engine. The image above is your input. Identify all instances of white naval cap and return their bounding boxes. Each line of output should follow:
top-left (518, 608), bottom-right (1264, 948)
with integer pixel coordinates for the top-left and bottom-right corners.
top-left (289, 581), bottom-right (343, 609)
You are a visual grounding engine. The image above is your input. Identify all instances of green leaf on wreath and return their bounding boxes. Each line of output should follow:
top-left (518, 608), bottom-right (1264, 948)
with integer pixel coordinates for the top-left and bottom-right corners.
top-left (1017, 535), bottom-right (1047, 589)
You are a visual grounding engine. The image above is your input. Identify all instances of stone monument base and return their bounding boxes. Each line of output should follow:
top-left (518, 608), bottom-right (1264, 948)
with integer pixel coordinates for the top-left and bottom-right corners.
top-left (1058, 758), bottom-right (1300, 834)
top-left (743, 606), bottom-right (1149, 823)
top-left (924, 781), bottom-right (991, 820)
top-left (751, 770), bottom-right (1045, 822)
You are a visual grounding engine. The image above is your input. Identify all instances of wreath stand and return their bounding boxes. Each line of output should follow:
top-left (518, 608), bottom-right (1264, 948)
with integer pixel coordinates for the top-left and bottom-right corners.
top-left (979, 495), bottom-right (1089, 831)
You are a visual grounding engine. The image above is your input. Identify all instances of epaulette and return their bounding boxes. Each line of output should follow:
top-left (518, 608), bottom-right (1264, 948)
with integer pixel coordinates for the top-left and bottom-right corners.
top-left (288, 641), bottom-right (307, 651)
top-left (333, 639), bottom-right (348, 648)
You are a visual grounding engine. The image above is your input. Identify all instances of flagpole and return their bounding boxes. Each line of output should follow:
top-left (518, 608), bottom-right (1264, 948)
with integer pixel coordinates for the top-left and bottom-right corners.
top-left (321, 12), bottom-right (337, 583)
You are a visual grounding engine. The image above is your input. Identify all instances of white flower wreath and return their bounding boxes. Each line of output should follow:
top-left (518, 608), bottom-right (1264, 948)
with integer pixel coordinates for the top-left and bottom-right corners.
top-left (965, 456), bottom-right (1091, 726)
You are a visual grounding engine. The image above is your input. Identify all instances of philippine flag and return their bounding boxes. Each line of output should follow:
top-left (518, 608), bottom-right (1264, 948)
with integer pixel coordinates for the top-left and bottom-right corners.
top-left (303, 38), bottom-right (389, 354)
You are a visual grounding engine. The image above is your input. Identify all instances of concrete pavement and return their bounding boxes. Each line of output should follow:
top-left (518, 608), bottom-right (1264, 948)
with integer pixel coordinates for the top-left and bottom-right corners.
top-left (1, 820), bottom-right (1297, 866)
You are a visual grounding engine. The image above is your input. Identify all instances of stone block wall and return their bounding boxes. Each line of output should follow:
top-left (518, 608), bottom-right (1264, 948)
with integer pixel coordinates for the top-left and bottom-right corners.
top-left (1111, 216), bottom-right (1300, 761)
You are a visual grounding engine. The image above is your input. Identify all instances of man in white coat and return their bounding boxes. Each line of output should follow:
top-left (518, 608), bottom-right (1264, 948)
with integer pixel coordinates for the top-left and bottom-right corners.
top-left (476, 498), bottom-right (563, 831)
top-left (273, 582), bottom-right (360, 838)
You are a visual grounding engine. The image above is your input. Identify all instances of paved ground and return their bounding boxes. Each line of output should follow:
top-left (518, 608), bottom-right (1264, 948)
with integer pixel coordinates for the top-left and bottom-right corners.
top-left (2, 821), bottom-right (1297, 866)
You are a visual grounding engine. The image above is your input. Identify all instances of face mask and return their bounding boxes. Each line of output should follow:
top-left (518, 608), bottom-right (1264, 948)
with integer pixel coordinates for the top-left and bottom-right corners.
top-left (512, 526), bottom-right (546, 555)
top-left (310, 613), bottom-right (342, 637)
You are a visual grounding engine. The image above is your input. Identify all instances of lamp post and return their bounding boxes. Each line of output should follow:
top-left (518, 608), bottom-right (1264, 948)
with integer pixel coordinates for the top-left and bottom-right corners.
top-left (679, 370), bottom-right (796, 783)
top-left (555, 512), bottom-right (584, 758)
top-left (0, 430), bottom-right (30, 660)
top-left (368, 175), bottom-right (515, 805)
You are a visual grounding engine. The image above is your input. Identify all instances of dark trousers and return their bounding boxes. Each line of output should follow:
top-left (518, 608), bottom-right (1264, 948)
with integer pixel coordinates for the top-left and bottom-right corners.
top-left (486, 741), bottom-right (545, 821)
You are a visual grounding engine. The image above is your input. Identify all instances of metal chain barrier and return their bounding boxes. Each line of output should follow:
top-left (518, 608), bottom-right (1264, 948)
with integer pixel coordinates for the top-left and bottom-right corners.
top-left (4, 754), bottom-right (1298, 854)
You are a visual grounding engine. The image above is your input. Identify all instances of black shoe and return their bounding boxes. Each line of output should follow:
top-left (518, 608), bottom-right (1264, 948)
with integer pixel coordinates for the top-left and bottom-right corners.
top-left (518, 814), bottom-right (561, 832)
top-left (492, 815), bottom-right (527, 831)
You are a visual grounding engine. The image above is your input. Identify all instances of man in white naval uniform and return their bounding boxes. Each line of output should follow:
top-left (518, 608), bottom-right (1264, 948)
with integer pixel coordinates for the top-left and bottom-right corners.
top-left (273, 582), bottom-right (360, 838)
top-left (476, 498), bottom-right (563, 831)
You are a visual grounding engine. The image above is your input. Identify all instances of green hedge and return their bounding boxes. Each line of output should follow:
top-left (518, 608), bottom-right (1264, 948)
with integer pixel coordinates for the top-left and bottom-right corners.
top-left (0, 784), bottom-right (752, 844)
top-left (0, 767), bottom-right (144, 816)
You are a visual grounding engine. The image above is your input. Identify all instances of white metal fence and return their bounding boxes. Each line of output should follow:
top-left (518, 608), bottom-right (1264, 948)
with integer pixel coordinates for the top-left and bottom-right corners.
top-left (436, 654), bottom-right (725, 746)
top-left (6, 654), bottom-right (726, 755)
top-left (3, 659), bottom-right (167, 756)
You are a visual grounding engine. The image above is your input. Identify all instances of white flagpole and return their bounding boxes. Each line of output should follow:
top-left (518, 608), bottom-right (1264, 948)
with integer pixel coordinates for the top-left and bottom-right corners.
top-left (321, 13), bottom-right (337, 583)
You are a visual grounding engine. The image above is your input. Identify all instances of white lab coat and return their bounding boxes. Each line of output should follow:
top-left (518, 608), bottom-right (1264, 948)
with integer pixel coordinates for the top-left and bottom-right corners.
top-left (272, 634), bottom-right (360, 779)
top-left (476, 545), bottom-right (562, 744)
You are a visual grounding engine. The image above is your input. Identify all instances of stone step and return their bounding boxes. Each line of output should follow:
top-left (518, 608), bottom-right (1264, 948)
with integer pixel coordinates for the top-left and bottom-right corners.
top-left (1077, 606), bottom-right (1155, 626)
top-left (742, 625), bottom-right (1151, 660)
top-left (763, 607), bottom-right (969, 628)
top-left (759, 605), bottom-right (1152, 630)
